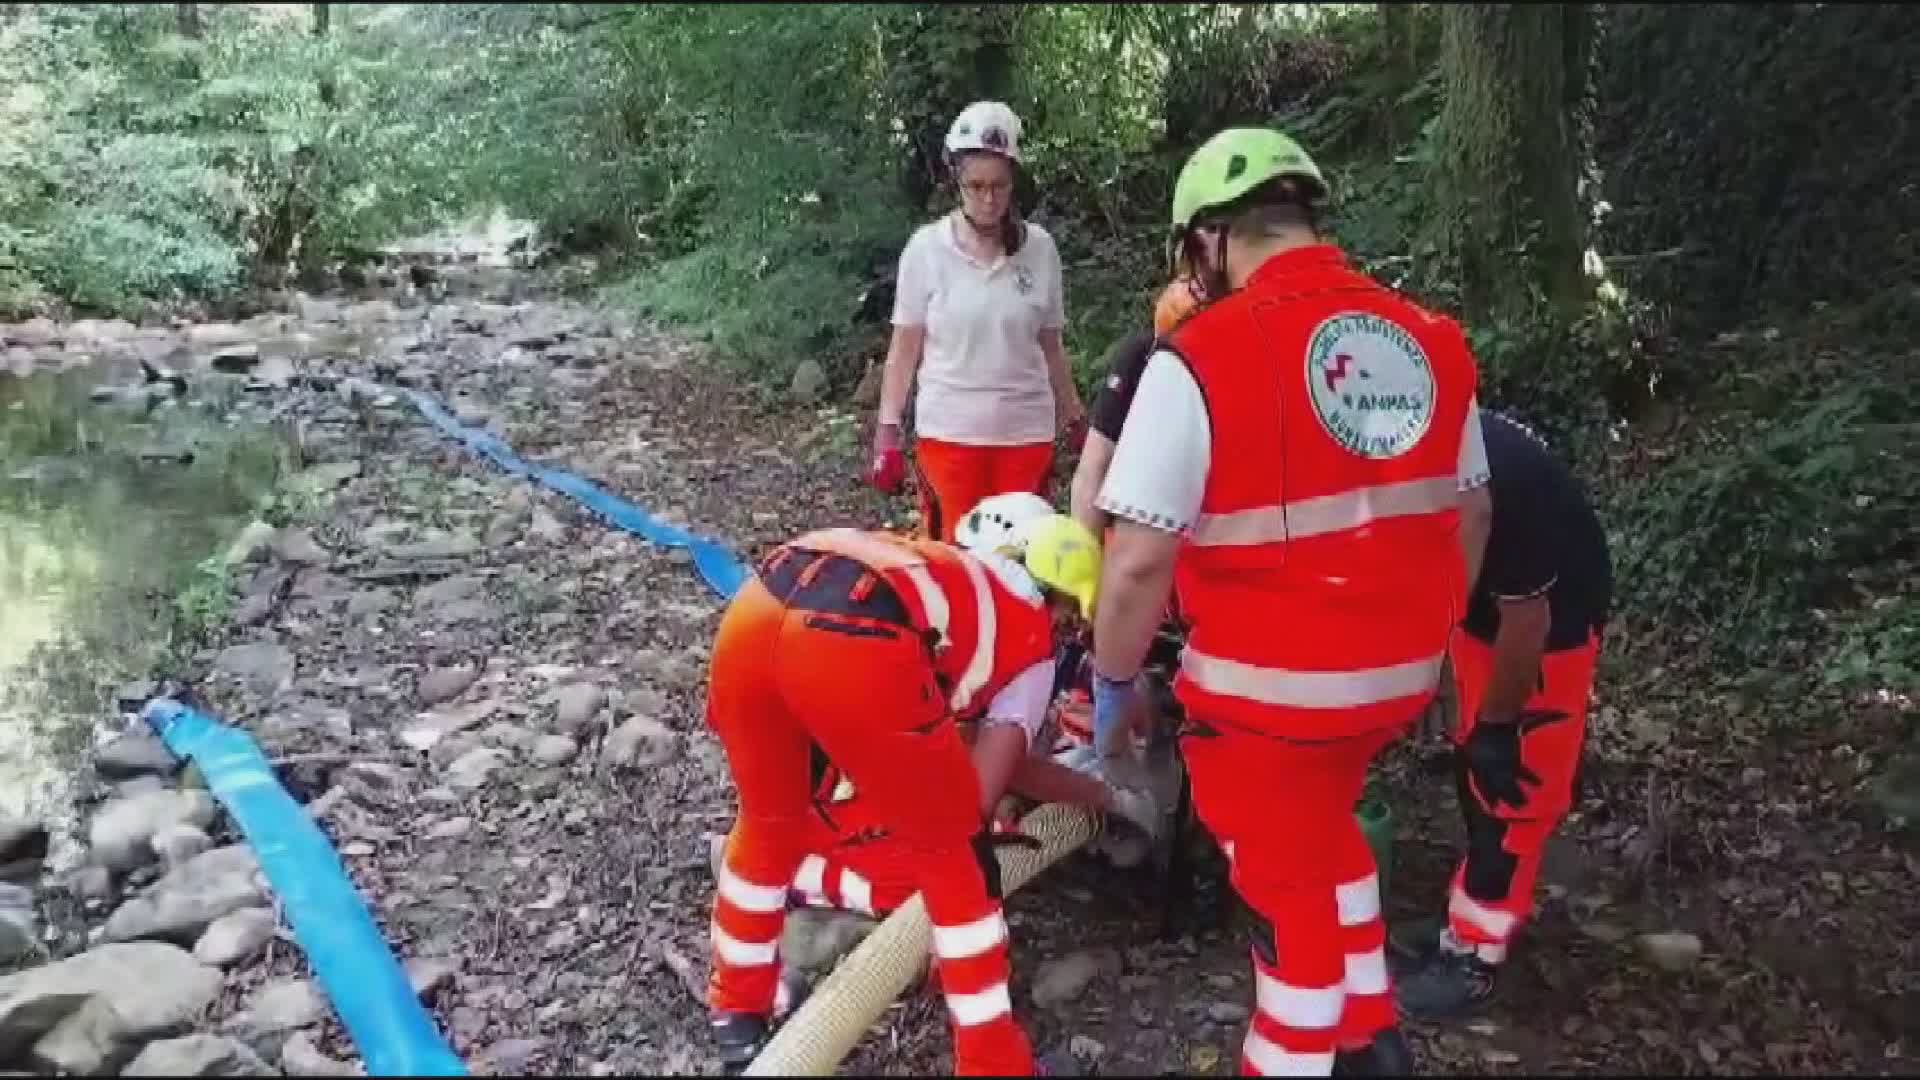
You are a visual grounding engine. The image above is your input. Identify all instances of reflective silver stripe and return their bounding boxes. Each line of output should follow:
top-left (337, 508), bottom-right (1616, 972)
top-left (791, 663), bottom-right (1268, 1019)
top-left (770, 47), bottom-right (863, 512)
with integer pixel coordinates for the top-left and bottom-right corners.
top-left (1190, 475), bottom-right (1459, 547)
top-left (932, 911), bottom-right (1008, 960)
top-left (1448, 887), bottom-right (1517, 938)
top-left (945, 983), bottom-right (1013, 1026)
top-left (1253, 969), bottom-right (1342, 1030)
top-left (839, 869), bottom-right (874, 916)
top-left (1242, 1031), bottom-right (1336, 1076)
top-left (1345, 947), bottom-right (1390, 996)
top-left (900, 564), bottom-right (951, 648)
top-left (718, 865), bottom-right (787, 914)
top-left (946, 556), bottom-right (996, 713)
top-left (1183, 649), bottom-right (1444, 709)
top-left (792, 856), bottom-right (827, 900)
top-left (712, 922), bottom-right (778, 967)
top-left (1335, 874), bottom-right (1380, 927)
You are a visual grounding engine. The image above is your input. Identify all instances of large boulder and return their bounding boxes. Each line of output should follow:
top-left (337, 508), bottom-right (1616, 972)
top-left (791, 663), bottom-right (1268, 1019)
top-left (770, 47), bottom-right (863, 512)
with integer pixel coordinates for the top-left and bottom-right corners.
top-left (122, 1033), bottom-right (276, 1077)
top-left (102, 844), bottom-right (266, 945)
top-left (88, 789), bottom-right (217, 872)
top-left (0, 941), bottom-right (222, 1073)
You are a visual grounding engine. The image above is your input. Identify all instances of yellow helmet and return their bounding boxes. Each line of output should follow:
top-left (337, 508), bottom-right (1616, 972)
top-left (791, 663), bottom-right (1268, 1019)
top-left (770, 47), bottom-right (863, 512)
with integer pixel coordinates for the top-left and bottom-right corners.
top-left (1017, 514), bottom-right (1102, 619)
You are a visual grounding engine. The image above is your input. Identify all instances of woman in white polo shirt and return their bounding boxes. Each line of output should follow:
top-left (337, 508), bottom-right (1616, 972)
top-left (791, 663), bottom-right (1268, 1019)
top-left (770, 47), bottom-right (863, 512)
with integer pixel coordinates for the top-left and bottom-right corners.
top-left (866, 100), bottom-right (1087, 542)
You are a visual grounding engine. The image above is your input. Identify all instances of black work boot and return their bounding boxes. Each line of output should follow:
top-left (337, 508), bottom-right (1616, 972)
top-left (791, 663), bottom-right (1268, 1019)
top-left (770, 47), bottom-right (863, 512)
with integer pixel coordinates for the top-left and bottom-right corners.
top-left (1332, 1028), bottom-right (1416, 1077)
top-left (1035, 1045), bottom-right (1088, 1076)
top-left (710, 1012), bottom-right (769, 1076)
top-left (1395, 944), bottom-right (1499, 1022)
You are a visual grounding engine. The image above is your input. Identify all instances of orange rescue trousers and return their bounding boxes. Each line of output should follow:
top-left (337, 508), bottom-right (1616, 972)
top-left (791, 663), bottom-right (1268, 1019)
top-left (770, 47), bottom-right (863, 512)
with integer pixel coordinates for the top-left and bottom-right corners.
top-left (704, 575), bottom-right (1035, 1076)
top-left (913, 437), bottom-right (1054, 542)
top-left (1179, 718), bottom-right (1405, 1076)
top-left (1444, 631), bottom-right (1599, 961)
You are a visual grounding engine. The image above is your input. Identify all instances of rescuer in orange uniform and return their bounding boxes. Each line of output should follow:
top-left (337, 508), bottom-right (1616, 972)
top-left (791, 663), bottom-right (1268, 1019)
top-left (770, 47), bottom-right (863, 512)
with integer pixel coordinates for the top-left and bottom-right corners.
top-left (1391, 410), bottom-right (1613, 1020)
top-left (1087, 127), bottom-right (1495, 1077)
top-left (703, 495), bottom-right (1152, 1077)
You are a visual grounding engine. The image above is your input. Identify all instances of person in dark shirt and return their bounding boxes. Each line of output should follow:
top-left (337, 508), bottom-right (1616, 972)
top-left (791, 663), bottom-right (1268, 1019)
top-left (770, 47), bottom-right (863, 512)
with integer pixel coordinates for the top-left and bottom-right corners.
top-left (1394, 409), bottom-right (1613, 1020)
top-left (1069, 327), bottom-right (1159, 537)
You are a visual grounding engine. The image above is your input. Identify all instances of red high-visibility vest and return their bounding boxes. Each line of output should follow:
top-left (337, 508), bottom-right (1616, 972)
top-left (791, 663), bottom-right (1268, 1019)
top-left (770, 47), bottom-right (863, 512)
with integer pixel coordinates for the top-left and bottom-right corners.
top-left (1164, 245), bottom-right (1478, 739)
top-left (785, 529), bottom-right (1054, 719)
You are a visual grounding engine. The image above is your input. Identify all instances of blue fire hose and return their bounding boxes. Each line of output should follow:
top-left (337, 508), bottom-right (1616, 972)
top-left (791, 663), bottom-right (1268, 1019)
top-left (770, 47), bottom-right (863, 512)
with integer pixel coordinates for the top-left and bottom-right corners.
top-left (400, 388), bottom-right (749, 600)
top-left (139, 390), bottom-right (755, 1076)
top-left (142, 699), bottom-right (466, 1076)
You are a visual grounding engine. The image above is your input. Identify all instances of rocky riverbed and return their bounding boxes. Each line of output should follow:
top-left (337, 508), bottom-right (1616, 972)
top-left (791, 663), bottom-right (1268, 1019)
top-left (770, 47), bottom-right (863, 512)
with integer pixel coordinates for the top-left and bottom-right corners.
top-left (1, 266), bottom-right (1914, 1077)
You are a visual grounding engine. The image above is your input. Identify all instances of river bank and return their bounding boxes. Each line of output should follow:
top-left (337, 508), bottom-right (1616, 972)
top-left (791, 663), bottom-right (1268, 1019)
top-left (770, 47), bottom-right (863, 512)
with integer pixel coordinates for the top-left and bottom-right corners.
top-left (0, 266), bottom-right (1913, 1077)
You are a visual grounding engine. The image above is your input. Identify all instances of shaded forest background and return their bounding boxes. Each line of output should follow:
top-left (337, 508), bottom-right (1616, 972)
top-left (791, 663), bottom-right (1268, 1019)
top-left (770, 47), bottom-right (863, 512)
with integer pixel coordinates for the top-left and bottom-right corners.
top-left (1, 2), bottom-right (1914, 713)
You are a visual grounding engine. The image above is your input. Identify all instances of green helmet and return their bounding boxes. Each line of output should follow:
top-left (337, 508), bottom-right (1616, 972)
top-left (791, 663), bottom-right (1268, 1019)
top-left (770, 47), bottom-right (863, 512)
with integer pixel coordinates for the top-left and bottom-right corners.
top-left (1169, 127), bottom-right (1328, 234)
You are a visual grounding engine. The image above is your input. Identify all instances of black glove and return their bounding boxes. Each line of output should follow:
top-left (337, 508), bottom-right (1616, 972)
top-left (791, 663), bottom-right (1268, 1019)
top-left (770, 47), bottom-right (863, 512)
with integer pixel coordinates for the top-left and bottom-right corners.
top-left (1463, 714), bottom-right (1541, 812)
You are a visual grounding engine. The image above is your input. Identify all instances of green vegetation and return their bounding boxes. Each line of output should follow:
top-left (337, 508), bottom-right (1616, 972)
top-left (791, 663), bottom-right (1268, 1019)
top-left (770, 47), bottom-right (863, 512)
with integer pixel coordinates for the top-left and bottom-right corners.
top-left (2, 2), bottom-right (1912, 698)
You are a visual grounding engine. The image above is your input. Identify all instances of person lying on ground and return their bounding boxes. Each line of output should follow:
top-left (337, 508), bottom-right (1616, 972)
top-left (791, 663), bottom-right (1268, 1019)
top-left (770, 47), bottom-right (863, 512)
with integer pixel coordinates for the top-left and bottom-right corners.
top-left (702, 492), bottom-right (1153, 1077)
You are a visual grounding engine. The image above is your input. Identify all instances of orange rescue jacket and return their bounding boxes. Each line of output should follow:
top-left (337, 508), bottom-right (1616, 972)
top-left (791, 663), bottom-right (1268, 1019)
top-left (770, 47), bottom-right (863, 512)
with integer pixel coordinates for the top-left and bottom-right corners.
top-left (781, 529), bottom-right (1054, 721)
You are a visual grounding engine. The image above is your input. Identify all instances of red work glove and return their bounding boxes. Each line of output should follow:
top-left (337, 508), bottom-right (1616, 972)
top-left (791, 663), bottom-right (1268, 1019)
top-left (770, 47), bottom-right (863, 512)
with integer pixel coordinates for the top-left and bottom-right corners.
top-left (1063, 415), bottom-right (1089, 454)
top-left (866, 421), bottom-right (906, 495)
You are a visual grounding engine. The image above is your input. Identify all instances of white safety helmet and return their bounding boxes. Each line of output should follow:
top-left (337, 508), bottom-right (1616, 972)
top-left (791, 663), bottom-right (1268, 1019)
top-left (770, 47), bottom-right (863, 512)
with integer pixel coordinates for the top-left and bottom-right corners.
top-left (945, 101), bottom-right (1024, 165)
top-left (955, 491), bottom-right (1054, 559)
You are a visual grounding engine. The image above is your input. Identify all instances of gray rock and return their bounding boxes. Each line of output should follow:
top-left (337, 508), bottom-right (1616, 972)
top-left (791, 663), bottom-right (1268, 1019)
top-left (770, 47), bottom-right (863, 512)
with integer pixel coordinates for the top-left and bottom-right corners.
top-left (151, 824), bottom-right (214, 868)
top-left (0, 906), bottom-right (39, 965)
top-left (224, 520), bottom-right (280, 567)
top-left (192, 907), bottom-right (276, 967)
top-left (780, 910), bottom-right (876, 973)
top-left (64, 866), bottom-right (112, 904)
top-left (272, 528), bottom-right (330, 565)
top-left (1636, 932), bottom-right (1703, 973)
top-left (444, 748), bottom-right (510, 792)
top-left (600, 716), bottom-right (680, 769)
top-left (528, 506), bottom-right (566, 541)
top-left (281, 1030), bottom-right (357, 1076)
top-left (1206, 1001), bottom-right (1250, 1024)
top-left (89, 789), bottom-right (217, 872)
top-left (416, 663), bottom-right (480, 706)
top-left (0, 882), bottom-right (30, 911)
top-left (115, 774), bottom-right (171, 799)
top-left (296, 460), bottom-right (361, 489)
top-left (0, 816), bottom-right (47, 865)
top-left (551, 683), bottom-right (605, 734)
top-left (95, 733), bottom-right (177, 780)
top-left (788, 358), bottom-right (828, 401)
top-left (530, 734), bottom-right (579, 766)
top-left (102, 844), bottom-right (265, 944)
top-left (345, 589), bottom-right (396, 617)
top-left (413, 574), bottom-right (486, 610)
top-left (425, 817), bottom-right (472, 841)
top-left (1031, 950), bottom-right (1102, 1009)
top-left (0, 942), bottom-right (222, 1073)
top-left (404, 956), bottom-right (458, 1002)
top-left (123, 1033), bottom-right (274, 1076)
top-left (240, 979), bottom-right (327, 1035)
top-left (212, 642), bottom-right (296, 695)
top-left (114, 679), bottom-right (158, 712)
top-left (387, 531), bottom-right (481, 561)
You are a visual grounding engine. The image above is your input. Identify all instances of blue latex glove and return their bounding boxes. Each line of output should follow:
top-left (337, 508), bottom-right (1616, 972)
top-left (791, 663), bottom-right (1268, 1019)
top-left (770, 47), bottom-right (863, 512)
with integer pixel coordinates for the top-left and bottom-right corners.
top-left (1091, 671), bottom-right (1140, 758)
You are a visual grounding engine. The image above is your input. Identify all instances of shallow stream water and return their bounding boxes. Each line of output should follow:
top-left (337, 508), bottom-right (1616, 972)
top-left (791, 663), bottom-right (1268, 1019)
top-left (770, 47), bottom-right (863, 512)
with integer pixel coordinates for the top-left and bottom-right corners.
top-left (0, 367), bottom-right (283, 826)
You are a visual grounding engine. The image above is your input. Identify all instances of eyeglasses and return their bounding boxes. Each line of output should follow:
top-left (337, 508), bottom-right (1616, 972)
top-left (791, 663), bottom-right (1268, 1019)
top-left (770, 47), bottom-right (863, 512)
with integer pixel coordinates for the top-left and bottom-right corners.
top-left (961, 180), bottom-right (1012, 197)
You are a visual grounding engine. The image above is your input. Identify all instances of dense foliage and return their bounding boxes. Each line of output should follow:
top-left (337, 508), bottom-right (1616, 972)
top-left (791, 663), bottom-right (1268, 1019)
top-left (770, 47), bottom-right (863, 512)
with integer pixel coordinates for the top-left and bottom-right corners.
top-left (2, 2), bottom-right (1912, 695)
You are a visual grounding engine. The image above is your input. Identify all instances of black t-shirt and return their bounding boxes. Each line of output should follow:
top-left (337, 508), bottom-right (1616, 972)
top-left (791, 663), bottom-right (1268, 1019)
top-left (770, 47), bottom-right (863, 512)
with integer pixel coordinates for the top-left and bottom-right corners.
top-left (1089, 328), bottom-right (1158, 441)
top-left (1462, 411), bottom-right (1613, 651)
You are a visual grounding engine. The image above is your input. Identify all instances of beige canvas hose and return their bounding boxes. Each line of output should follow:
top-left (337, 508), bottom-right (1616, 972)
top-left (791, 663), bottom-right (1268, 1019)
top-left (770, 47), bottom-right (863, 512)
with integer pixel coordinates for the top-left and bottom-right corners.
top-left (743, 802), bottom-right (1101, 1076)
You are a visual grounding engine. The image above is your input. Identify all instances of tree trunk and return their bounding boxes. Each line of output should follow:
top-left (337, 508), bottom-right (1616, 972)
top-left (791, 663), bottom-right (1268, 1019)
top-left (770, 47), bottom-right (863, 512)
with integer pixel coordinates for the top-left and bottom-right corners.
top-left (1430, 4), bottom-right (1591, 324)
top-left (1379, 3), bottom-right (1414, 146)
